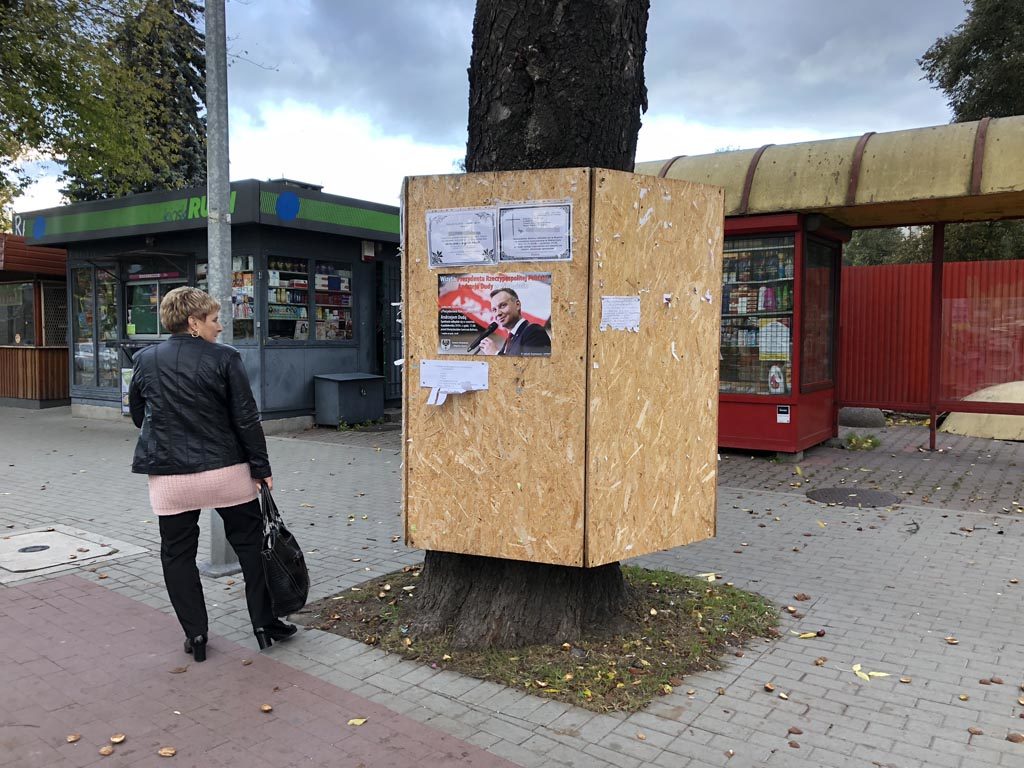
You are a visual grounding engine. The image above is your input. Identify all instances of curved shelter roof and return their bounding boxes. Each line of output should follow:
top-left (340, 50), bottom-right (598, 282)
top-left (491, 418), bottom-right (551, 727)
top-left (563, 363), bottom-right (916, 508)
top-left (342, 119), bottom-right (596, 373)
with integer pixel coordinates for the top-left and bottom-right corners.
top-left (635, 116), bottom-right (1024, 228)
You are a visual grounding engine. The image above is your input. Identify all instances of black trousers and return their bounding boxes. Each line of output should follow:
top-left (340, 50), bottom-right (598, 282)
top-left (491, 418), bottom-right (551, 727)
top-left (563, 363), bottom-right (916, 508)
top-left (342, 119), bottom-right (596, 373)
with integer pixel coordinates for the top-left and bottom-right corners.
top-left (158, 499), bottom-right (274, 638)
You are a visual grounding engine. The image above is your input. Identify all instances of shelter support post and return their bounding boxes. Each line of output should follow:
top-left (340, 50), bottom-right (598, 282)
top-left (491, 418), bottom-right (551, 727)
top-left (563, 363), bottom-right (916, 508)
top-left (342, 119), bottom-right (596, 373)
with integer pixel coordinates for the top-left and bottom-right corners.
top-left (928, 223), bottom-right (945, 451)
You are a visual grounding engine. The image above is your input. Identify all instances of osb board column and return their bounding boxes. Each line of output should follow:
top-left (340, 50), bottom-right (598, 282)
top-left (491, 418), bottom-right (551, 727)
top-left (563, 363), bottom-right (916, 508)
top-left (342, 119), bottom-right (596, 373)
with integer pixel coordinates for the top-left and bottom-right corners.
top-left (403, 169), bottom-right (592, 566)
top-left (584, 170), bottom-right (722, 566)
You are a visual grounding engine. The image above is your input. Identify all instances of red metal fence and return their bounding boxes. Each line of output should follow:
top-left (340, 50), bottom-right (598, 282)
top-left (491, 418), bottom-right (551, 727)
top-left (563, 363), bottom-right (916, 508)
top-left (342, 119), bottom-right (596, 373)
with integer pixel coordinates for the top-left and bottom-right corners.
top-left (839, 259), bottom-right (1024, 410)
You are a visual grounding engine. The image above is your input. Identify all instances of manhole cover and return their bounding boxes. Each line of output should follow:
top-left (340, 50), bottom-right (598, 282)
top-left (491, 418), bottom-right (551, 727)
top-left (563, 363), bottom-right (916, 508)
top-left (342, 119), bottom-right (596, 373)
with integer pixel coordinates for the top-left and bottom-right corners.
top-left (805, 488), bottom-right (902, 507)
top-left (0, 530), bottom-right (115, 572)
top-left (0, 525), bottom-right (146, 583)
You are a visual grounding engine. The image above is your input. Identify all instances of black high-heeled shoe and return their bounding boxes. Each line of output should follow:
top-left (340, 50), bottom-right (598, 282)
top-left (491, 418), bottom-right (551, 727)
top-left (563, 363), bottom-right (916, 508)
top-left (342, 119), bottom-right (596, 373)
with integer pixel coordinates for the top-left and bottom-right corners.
top-left (183, 634), bottom-right (207, 663)
top-left (254, 619), bottom-right (297, 650)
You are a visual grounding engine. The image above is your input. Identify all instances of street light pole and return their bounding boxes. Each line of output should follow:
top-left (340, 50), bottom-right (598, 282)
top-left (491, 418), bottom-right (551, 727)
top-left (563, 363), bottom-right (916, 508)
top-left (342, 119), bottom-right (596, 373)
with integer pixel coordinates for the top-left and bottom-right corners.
top-left (201, 0), bottom-right (240, 577)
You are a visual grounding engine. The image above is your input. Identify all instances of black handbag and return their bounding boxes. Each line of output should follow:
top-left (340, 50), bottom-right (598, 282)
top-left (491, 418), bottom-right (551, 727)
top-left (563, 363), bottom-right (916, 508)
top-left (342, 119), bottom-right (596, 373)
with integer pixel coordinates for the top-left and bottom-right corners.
top-left (259, 484), bottom-right (310, 616)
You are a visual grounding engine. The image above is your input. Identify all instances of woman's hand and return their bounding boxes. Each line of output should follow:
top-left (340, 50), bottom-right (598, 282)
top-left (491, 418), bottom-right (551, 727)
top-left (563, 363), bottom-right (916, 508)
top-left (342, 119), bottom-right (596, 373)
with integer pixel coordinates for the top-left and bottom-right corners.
top-left (258, 476), bottom-right (273, 491)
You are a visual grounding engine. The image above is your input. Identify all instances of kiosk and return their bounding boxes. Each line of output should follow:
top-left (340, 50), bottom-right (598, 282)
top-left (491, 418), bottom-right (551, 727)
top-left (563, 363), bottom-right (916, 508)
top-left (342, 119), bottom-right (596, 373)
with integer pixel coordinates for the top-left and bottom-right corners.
top-left (18, 179), bottom-right (402, 423)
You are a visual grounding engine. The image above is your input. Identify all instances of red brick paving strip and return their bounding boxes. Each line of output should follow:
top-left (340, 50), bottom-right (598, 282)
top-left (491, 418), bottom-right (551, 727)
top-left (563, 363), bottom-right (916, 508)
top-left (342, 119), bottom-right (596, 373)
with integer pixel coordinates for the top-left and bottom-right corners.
top-left (0, 575), bottom-right (518, 768)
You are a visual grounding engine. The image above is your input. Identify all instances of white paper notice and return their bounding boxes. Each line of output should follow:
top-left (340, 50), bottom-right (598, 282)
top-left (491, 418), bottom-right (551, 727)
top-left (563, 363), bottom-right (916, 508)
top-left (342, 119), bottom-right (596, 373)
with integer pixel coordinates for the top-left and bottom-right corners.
top-left (420, 360), bottom-right (488, 405)
top-left (498, 202), bottom-right (572, 262)
top-left (600, 296), bottom-right (641, 332)
top-left (425, 208), bottom-right (498, 267)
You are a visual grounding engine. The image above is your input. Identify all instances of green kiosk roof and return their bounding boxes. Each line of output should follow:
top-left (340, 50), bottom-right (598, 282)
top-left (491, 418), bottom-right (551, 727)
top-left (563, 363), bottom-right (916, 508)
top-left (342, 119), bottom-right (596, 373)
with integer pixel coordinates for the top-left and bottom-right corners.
top-left (15, 179), bottom-right (400, 246)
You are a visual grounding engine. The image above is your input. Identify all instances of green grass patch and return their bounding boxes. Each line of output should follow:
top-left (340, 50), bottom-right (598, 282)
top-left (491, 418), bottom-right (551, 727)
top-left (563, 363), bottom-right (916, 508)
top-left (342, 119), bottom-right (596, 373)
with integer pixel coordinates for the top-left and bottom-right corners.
top-left (300, 565), bottom-right (778, 712)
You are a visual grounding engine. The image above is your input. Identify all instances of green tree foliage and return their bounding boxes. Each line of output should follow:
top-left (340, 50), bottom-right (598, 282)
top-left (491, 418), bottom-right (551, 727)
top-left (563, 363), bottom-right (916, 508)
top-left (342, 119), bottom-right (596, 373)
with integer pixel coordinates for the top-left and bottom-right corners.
top-left (919, 0), bottom-right (1024, 122)
top-left (0, 0), bottom-right (206, 222)
top-left (1, 2), bottom-right (148, 211)
top-left (844, 227), bottom-right (931, 267)
top-left (63, 0), bottom-right (207, 200)
top-left (849, 1), bottom-right (1024, 267)
top-left (917, 0), bottom-right (1024, 264)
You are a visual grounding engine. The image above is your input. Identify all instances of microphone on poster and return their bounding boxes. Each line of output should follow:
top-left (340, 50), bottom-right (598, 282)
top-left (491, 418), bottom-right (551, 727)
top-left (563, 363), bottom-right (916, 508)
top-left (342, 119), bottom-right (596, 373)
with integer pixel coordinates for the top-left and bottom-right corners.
top-left (467, 321), bottom-right (499, 354)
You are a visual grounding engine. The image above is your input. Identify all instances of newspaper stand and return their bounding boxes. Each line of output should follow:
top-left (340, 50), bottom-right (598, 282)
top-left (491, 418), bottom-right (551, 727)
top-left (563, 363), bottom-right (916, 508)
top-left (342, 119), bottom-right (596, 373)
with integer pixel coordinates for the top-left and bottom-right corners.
top-left (402, 168), bottom-right (723, 567)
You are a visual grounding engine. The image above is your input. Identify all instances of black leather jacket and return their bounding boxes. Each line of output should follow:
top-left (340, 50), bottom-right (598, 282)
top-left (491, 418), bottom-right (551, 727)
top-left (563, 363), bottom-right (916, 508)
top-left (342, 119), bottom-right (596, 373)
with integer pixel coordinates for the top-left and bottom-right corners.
top-left (129, 335), bottom-right (271, 478)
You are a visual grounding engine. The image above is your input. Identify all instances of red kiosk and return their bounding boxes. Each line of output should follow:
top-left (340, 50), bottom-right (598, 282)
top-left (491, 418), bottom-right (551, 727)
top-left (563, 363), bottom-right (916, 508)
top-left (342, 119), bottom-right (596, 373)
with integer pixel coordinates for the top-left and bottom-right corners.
top-left (718, 214), bottom-right (845, 453)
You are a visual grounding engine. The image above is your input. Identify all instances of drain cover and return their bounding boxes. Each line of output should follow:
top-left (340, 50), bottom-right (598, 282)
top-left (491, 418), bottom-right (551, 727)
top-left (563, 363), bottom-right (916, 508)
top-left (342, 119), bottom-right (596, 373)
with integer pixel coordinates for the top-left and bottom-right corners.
top-left (805, 488), bottom-right (902, 508)
top-left (0, 530), bottom-right (116, 573)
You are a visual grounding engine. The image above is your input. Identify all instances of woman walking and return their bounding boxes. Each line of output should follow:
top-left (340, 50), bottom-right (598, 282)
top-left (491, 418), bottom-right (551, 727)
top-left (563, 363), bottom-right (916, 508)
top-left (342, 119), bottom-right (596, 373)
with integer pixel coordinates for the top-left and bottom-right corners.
top-left (129, 286), bottom-right (296, 661)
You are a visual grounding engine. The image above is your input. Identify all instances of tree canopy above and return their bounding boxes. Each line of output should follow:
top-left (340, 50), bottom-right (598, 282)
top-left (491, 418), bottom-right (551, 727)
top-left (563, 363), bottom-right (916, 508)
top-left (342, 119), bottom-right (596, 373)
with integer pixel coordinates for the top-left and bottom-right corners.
top-left (920, 0), bottom-right (1024, 121)
top-left (0, 0), bottom-right (207, 224)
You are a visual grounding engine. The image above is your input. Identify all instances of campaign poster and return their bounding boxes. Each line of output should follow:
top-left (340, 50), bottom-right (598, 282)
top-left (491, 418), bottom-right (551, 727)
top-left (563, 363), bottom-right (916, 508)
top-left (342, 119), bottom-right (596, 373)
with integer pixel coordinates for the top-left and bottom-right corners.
top-left (437, 273), bottom-right (552, 356)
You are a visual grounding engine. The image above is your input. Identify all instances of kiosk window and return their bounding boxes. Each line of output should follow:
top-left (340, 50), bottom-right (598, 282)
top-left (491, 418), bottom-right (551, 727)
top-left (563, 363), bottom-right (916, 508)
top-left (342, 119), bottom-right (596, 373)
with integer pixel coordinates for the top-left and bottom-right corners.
top-left (0, 282), bottom-right (34, 346)
top-left (127, 280), bottom-right (184, 338)
top-left (72, 268), bottom-right (96, 386)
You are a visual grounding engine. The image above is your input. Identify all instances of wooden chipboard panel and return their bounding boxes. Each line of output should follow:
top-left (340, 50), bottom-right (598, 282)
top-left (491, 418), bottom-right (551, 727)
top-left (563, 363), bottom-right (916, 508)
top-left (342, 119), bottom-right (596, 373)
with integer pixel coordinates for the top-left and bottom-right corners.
top-left (584, 170), bottom-right (723, 566)
top-left (403, 168), bottom-right (592, 566)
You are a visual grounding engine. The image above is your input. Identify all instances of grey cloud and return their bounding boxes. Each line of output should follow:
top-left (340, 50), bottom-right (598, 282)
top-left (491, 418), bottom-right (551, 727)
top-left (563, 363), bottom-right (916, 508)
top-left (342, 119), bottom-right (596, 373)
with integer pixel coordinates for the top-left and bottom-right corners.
top-left (224, 0), bottom-right (968, 149)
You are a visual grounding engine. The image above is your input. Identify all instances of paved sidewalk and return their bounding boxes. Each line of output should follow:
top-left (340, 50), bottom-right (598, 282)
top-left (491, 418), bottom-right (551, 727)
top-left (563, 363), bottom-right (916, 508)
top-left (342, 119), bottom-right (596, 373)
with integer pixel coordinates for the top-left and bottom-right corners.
top-left (1, 575), bottom-right (513, 768)
top-left (2, 406), bottom-right (1024, 768)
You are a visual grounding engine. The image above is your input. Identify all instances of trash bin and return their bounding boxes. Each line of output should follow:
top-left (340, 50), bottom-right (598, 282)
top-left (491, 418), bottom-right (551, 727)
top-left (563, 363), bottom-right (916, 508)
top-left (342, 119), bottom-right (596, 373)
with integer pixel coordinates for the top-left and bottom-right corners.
top-left (313, 373), bottom-right (385, 427)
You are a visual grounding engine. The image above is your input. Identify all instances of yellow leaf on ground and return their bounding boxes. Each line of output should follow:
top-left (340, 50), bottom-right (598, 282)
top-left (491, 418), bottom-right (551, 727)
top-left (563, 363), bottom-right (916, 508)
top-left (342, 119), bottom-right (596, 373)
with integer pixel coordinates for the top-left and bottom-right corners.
top-left (798, 632), bottom-right (818, 639)
top-left (347, 718), bottom-right (367, 726)
top-left (867, 671), bottom-right (891, 678)
top-left (854, 669), bottom-right (871, 681)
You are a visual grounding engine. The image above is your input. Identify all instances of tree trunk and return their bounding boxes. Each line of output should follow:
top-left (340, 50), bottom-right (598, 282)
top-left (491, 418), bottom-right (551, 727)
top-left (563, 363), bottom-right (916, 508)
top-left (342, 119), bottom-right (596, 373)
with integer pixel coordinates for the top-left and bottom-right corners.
top-left (413, 551), bottom-right (630, 649)
top-left (412, 0), bottom-right (649, 650)
top-left (466, 0), bottom-right (649, 174)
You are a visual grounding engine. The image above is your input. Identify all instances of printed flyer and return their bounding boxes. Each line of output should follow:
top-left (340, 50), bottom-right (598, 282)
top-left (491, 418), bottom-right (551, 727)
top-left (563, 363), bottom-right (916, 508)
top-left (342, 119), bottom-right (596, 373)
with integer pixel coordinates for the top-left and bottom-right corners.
top-left (437, 273), bottom-right (552, 356)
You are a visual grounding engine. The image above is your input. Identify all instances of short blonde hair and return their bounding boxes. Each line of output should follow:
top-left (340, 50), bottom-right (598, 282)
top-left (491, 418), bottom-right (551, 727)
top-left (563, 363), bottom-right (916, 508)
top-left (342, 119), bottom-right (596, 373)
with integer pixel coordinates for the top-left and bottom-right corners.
top-left (160, 286), bottom-right (220, 333)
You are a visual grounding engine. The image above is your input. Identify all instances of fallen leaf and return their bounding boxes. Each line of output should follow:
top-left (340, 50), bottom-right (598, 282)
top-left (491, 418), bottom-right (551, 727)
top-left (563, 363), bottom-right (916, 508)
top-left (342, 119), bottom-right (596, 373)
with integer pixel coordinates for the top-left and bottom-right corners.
top-left (788, 726), bottom-right (803, 735)
top-left (814, 657), bottom-right (827, 666)
top-left (817, 520), bottom-right (827, 528)
top-left (636, 733), bottom-right (646, 741)
top-left (347, 718), bottom-right (367, 726)
top-left (442, 654), bottom-right (452, 661)
top-left (778, 692), bottom-right (789, 700)
top-left (867, 671), bottom-right (891, 678)
top-left (992, 677), bottom-right (1004, 685)
top-left (1007, 732), bottom-right (1024, 743)
top-left (788, 740), bottom-right (800, 748)
top-left (242, 659), bottom-right (252, 666)
top-left (764, 682), bottom-right (775, 692)
top-left (945, 636), bottom-right (959, 645)
top-left (794, 593), bottom-right (811, 601)
top-left (300, 503), bottom-right (315, 508)
top-left (157, 746), bottom-right (176, 757)
top-left (168, 667), bottom-right (187, 674)
top-left (260, 704), bottom-right (273, 713)
top-left (797, 632), bottom-right (818, 639)
top-left (968, 726), bottom-right (983, 736)
top-left (99, 745), bottom-right (114, 756)
top-left (900, 676), bottom-right (912, 684)
top-left (725, 749), bottom-right (735, 758)
top-left (66, 734), bottom-right (81, 743)
top-left (959, 694), bottom-right (970, 701)
top-left (110, 734), bottom-right (126, 744)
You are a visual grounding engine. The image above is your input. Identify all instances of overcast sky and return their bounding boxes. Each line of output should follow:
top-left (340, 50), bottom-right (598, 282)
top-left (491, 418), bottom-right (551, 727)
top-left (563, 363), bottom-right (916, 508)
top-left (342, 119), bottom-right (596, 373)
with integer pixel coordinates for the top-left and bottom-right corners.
top-left (16, 0), bottom-right (969, 212)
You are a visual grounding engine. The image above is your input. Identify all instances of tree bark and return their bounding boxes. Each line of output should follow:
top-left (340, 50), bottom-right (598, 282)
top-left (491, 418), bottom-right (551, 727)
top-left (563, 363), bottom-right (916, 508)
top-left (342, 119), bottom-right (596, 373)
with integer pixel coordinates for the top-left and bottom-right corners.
top-left (466, 0), bottom-right (649, 173)
top-left (411, 0), bottom-right (649, 650)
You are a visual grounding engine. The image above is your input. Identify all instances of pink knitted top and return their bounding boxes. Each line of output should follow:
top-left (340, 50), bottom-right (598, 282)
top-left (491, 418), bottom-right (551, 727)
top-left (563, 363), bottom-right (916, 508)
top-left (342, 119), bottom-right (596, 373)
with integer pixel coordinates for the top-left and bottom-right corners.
top-left (148, 462), bottom-right (259, 515)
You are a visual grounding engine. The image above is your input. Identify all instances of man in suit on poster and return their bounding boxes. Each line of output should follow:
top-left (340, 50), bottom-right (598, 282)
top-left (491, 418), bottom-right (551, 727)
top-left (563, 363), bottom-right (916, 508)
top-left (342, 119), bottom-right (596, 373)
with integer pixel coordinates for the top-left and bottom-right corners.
top-left (478, 287), bottom-right (550, 356)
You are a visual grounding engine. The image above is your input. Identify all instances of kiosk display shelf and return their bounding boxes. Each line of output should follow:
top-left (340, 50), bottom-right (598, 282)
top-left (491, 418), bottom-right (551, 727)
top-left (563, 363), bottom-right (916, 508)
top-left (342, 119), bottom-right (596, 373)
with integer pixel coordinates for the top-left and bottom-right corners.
top-left (720, 235), bottom-right (794, 396)
top-left (313, 261), bottom-right (353, 340)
